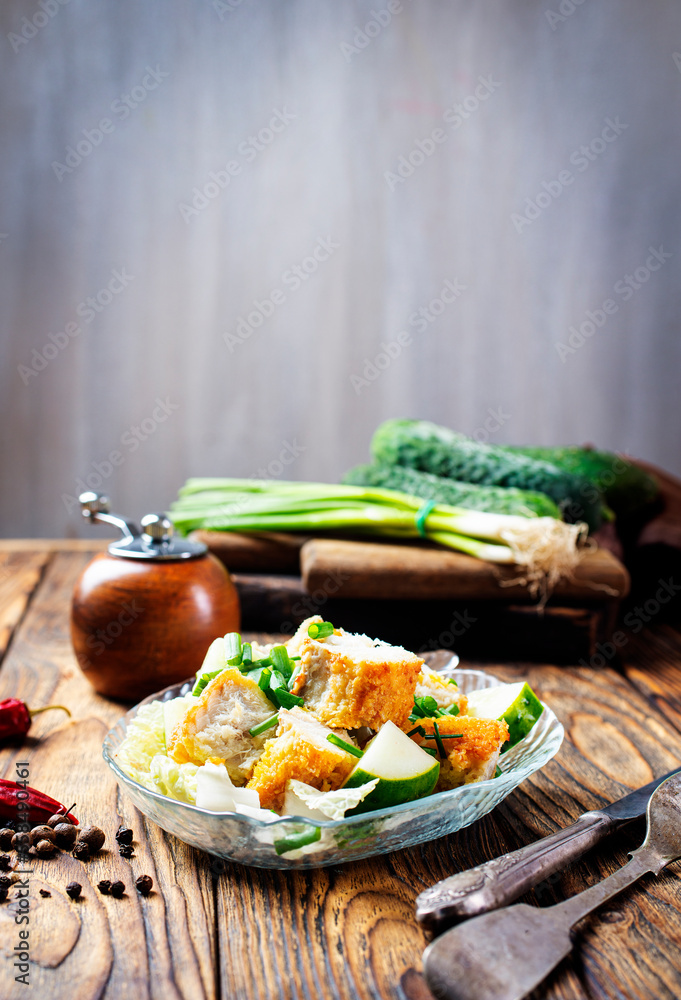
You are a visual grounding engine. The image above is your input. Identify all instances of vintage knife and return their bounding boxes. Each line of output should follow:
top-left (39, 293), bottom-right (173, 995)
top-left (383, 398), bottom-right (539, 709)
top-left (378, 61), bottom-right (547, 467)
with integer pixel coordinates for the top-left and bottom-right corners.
top-left (416, 766), bottom-right (681, 936)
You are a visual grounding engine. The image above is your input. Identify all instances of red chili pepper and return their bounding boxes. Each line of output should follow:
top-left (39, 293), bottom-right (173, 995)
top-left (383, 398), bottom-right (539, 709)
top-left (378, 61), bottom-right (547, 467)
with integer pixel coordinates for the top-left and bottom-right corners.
top-left (0, 780), bottom-right (78, 826)
top-left (0, 698), bottom-right (70, 741)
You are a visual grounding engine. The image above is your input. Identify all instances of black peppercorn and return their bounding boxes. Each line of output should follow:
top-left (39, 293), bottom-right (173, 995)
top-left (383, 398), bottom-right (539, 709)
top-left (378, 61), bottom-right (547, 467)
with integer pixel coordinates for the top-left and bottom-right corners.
top-left (39, 888), bottom-right (51, 898)
top-left (0, 854), bottom-right (11, 871)
top-left (97, 880), bottom-right (112, 895)
top-left (115, 826), bottom-right (133, 846)
top-left (35, 839), bottom-right (54, 857)
top-left (135, 875), bottom-right (153, 896)
top-left (77, 825), bottom-right (105, 854)
top-left (110, 880), bottom-right (125, 898)
top-left (65, 881), bottom-right (82, 900)
top-left (118, 844), bottom-right (134, 858)
top-left (47, 813), bottom-right (74, 829)
top-left (0, 828), bottom-right (14, 851)
top-left (72, 841), bottom-right (90, 861)
top-left (0, 887), bottom-right (7, 903)
top-left (30, 825), bottom-right (56, 845)
top-left (53, 823), bottom-right (77, 849)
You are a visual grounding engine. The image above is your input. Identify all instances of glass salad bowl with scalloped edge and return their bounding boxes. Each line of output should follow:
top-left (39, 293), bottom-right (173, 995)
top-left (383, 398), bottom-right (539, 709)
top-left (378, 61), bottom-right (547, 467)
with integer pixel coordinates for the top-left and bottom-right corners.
top-left (102, 661), bottom-right (564, 869)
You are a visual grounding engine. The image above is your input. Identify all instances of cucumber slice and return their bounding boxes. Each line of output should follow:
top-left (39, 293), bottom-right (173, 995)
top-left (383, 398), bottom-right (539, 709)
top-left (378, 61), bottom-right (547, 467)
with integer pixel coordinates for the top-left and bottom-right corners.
top-left (192, 637), bottom-right (228, 695)
top-left (342, 720), bottom-right (439, 813)
top-left (466, 682), bottom-right (544, 749)
top-left (196, 637), bottom-right (227, 677)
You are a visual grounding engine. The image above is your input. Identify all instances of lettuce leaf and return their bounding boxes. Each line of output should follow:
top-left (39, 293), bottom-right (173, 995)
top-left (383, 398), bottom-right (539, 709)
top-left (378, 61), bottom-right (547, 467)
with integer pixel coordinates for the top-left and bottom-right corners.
top-left (148, 754), bottom-right (200, 803)
top-left (115, 700), bottom-right (166, 781)
top-left (285, 778), bottom-right (380, 821)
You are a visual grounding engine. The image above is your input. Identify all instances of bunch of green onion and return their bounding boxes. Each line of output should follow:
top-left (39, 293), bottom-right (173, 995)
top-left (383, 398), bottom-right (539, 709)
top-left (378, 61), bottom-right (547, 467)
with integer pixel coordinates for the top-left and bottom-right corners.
top-left (171, 478), bottom-right (588, 595)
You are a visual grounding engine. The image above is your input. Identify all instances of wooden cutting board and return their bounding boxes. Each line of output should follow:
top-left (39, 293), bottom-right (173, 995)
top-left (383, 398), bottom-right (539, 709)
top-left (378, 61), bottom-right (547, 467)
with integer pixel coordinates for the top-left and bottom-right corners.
top-left (193, 531), bottom-right (630, 602)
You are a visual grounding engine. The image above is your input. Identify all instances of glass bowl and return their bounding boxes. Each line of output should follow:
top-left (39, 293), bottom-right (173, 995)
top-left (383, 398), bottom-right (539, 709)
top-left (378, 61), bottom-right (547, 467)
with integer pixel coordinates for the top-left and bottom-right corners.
top-left (102, 663), bottom-right (563, 869)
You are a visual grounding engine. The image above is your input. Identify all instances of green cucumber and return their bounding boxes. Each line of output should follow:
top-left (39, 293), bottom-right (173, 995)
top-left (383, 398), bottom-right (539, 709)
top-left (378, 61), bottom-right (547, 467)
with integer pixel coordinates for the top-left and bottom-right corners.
top-left (466, 682), bottom-right (544, 750)
top-left (370, 419), bottom-right (602, 531)
top-left (342, 463), bottom-right (561, 519)
top-left (342, 720), bottom-right (439, 813)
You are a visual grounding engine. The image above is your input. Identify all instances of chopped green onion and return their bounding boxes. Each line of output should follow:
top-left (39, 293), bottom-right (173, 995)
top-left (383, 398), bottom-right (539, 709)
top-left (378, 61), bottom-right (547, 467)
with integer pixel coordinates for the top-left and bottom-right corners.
top-left (257, 668), bottom-right (272, 692)
top-left (445, 704), bottom-right (460, 717)
top-left (432, 722), bottom-right (446, 759)
top-left (326, 734), bottom-right (363, 758)
top-left (274, 825), bottom-right (321, 855)
top-left (192, 668), bottom-right (223, 697)
top-left (494, 765), bottom-right (503, 779)
top-left (412, 695), bottom-right (439, 719)
top-left (274, 689), bottom-right (305, 709)
top-left (448, 678), bottom-right (458, 687)
top-left (249, 713), bottom-right (279, 736)
top-left (423, 747), bottom-right (438, 758)
top-left (269, 669), bottom-right (287, 692)
top-left (407, 725), bottom-right (426, 738)
top-left (224, 632), bottom-right (243, 666)
top-left (307, 621), bottom-right (335, 640)
top-left (287, 662), bottom-right (304, 692)
top-left (241, 642), bottom-right (253, 665)
top-left (270, 644), bottom-right (293, 678)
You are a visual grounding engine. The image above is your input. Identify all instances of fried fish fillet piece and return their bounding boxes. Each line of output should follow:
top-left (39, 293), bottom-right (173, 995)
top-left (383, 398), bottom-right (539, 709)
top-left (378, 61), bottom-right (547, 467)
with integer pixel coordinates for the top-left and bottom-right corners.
top-left (168, 668), bottom-right (276, 782)
top-left (287, 617), bottom-right (423, 730)
top-left (415, 665), bottom-right (468, 716)
top-left (246, 707), bottom-right (357, 812)
top-left (409, 715), bottom-right (509, 790)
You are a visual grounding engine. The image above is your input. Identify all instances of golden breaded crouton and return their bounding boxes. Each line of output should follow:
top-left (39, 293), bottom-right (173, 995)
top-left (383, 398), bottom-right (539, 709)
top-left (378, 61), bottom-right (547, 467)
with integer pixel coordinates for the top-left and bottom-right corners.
top-left (168, 668), bottom-right (276, 782)
top-left (409, 715), bottom-right (509, 790)
top-left (246, 707), bottom-right (357, 811)
top-left (289, 626), bottom-right (422, 730)
top-left (415, 666), bottom-right (468, 716)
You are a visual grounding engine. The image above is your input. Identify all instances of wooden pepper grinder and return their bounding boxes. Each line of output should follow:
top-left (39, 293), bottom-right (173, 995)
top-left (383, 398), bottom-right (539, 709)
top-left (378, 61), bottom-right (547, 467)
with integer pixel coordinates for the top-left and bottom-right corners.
top-left (71, 492), bottom-right (240, 701)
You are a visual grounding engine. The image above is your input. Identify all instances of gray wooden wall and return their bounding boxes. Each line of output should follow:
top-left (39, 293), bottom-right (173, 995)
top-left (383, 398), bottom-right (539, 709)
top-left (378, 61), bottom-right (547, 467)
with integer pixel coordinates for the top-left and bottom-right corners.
top-left (1, 0), bottom-right (680, 537)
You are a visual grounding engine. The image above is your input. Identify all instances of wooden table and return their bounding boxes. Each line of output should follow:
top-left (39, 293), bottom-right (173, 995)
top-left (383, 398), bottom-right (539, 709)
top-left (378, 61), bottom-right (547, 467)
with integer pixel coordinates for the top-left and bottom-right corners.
top-left (0, 541), bottom-right (680, 1000)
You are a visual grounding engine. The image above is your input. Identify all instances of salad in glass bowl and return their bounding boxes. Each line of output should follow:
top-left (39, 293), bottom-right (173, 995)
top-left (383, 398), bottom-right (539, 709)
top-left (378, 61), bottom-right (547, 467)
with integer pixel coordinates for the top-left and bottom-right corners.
top-left (103, 618), bottom-right (563, 868)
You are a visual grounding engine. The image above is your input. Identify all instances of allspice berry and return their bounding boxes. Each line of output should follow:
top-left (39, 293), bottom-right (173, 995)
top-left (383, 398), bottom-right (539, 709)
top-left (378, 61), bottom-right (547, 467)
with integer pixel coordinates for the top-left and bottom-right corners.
top-left (77, 826), bottom-right (105, 854)
top-left (11, 832), bottom-right (30, 853)
top-left (72, 841), bottom-right (90, 861)
top-left (110, 880), bottom-right (125, 898)
top-left (97, 880), bottom-right (112, 895)
top-left (53, 823), bottom-right (77, 849)
top-left (30, 825), bottom-right (55, 845)
top-left (0, 828), bottom-right (14, 851)
top-left (0, 887), bottom-right (8, 903)
top-left (0, 854), bottom-right (11, 872)
top-left (135, 875), bottom-right (153, 896)
top-left (35, 840), bottom-right (54, 857)
top-left (115, 826), bottom-right (133, 846)
top-left (0, 876), bottom-right (11, 890)
top-left (47, 813), bottom-right (74, 829)
top-left (65, 881), bottom-right (82, 900)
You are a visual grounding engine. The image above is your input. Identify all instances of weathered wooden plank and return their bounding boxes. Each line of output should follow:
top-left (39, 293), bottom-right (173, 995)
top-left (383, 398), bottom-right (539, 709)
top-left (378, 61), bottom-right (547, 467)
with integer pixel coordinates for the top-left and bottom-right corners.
top-left (0, 552), bottom-right (217, 1000)
top-left (4, 552), bottom-right (681, 1000)
top-left (620, 625), bottom-right (681, 738)
top-left (0, 551), bottom-right (51, 659)
top-left (214, 650), bottom-right (681, 1000)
